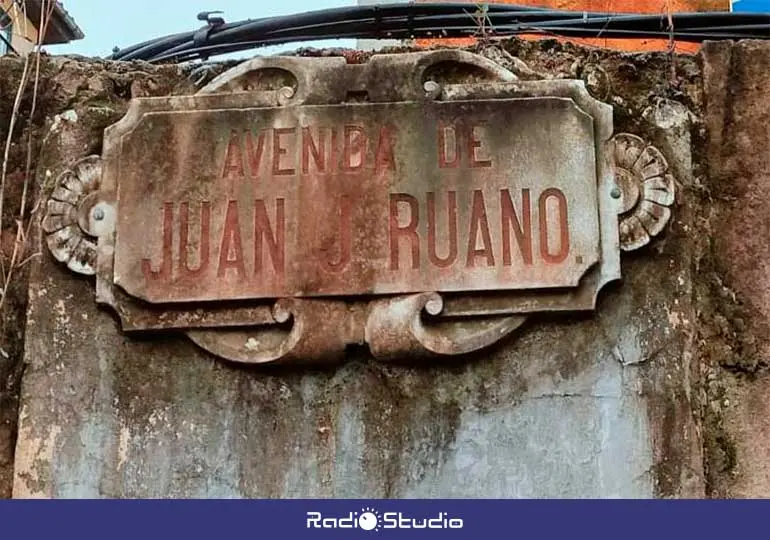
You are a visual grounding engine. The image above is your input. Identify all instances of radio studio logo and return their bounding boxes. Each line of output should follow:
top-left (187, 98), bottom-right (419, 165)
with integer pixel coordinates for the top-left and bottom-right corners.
top-left (306, 507), bottom-right (464, 531)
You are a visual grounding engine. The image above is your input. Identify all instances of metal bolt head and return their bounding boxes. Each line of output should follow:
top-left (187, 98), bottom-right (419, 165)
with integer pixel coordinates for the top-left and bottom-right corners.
top-left (93, 207), bottom-right (105, 221)
top-left (610, 186), bottom-right (622, 199)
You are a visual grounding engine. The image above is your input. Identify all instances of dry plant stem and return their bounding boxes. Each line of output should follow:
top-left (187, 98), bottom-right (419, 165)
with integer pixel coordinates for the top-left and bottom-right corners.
top-left (0, 51), bottom-right (32, 282)
top-left (20, 6), bottom-right (50, 227)
top-left (662, 0), bottom-right (678, 83)
top-left (0, 0), bottom-right (54, 312)
top-left (466, 3), bottom-right (495, 47)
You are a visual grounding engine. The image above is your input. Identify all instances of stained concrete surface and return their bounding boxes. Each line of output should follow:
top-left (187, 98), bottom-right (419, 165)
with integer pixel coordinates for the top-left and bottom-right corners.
top-left (4, 40), bottom-right (719, 498)
top-left (14, 261), bottom-right (660, 498)
top-left (13, 215), bottom-right (696, 497)
top-left (702, 40), bottom-right (770, 498)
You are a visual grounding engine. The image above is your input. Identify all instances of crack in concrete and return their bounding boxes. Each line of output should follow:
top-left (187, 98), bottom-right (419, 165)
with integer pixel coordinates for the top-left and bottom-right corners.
top-left (525, 393), bottom-right (621, 400)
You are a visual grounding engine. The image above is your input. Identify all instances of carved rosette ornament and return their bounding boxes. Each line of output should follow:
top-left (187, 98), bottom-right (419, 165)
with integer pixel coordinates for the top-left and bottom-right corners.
top-left (41, 51), bottom-right (674, 366)
top-left (611, 133), bottom-right (676, 251)
top-left (42, 156), bottom-right (103, 275)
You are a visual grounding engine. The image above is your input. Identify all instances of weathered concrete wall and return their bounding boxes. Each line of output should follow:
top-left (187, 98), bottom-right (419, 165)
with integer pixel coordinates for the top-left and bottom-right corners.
top-left (0, 56), bottom-right (196, 498)
top-left (700, 41), bottom-right (770, 498)
top-left (2, 38), bottom-right (768, 498)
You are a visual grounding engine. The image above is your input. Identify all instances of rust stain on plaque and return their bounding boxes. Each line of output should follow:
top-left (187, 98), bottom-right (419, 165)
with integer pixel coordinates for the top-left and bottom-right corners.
top-left (113, 98), bottom-right (601, 304)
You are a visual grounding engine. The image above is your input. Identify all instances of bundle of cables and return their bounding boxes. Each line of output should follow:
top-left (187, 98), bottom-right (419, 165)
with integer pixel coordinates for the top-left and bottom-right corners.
top-left (109, 2), bottom-right (770, 64)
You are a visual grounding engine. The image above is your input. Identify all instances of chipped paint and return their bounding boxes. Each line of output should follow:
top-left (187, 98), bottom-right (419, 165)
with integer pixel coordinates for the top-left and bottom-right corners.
top-left (117, 426), bottom-right (130, 471)
top-left (12, 406), bottom-right (60, 499)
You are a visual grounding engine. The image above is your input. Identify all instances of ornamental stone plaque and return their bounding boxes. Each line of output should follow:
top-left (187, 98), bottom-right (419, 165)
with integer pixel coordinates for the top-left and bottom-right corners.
top-left (42, 51), bottom-right (675, 365)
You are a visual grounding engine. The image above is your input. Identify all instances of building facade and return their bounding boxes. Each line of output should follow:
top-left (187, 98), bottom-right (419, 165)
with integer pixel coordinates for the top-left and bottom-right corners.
top-left (0, 0), bottom-right (82, 56)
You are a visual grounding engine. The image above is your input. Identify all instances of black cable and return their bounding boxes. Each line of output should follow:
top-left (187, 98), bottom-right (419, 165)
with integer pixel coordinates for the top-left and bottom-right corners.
top-left (117, 31), bottom-right (196, 62)
top-left (107, 3), bottom-right (770, 64)
top-left (251, 13), bottom-right (766, 41)
top-left (149, 24), bottom-right (763, 64)
top-left (109, 4), bottom-right (590, 59)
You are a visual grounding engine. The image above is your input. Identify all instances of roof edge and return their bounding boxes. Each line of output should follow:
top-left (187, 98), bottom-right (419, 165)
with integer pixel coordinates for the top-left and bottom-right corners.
top-left (53, 1), bottom-right (84, 41)
top-left (26, 1), bottom-right (84, 45)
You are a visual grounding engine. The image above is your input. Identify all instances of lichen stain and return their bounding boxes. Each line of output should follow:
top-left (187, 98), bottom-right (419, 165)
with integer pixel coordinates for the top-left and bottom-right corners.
top-left (117, 425), bottom-right (130, 471)
top-left (12, 406), bottom-right (60, 499)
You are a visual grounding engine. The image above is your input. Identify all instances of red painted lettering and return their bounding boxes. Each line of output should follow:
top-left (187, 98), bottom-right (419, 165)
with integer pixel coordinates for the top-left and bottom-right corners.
top-left (330, 128), bottom-right (339, 173)
top-left (343, 125), bottom-right (366, 172)
top-left (142, 202), bottom-right (174, 282)
top-left (272, 128), bottom-right (296, 176)
top-left (178, 201), bottom-right (211, 278)
top-left (301, 127), bottom-right (325, 174)
top-left (325, 195), bottom-right (352, 273)
top-left (374, 125), bottom-right (396, 173)
top-left (254, 198), bottom-right (285, 275)
top-left (438, 124), bottom-right (460, 168)
top-left (217, 200), bottom-right (245, 279)
top-left (389, 193), bottom-right (420, 270)
top-left (539, 188), bottom-right (570, 264)
top-left (466, 190), bottom-right (495, 267)
top-left (427, 191), bottom-right (458, 268)
top-left (501, 189), bottom-right (533, 266)
top-left (468, 125), bottom-right (492, 168)
top-left (245, 130), bottom-right (266, 178)
top-left (221, 131), bottom-right (244, 178)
